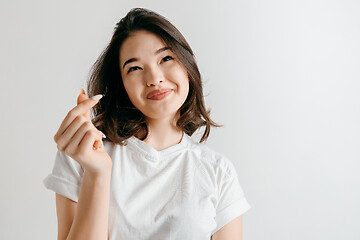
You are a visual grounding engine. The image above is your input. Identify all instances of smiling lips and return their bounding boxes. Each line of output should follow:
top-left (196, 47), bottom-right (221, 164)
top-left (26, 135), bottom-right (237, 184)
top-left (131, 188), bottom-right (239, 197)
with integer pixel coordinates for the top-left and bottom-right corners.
top-left (146, 88), bottom-right (173, 100)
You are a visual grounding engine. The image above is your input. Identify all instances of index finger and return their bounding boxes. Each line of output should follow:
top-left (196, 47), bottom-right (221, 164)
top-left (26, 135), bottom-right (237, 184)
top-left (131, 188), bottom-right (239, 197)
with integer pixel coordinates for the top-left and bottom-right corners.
top-left (54, 94), bottom-right (103, 141)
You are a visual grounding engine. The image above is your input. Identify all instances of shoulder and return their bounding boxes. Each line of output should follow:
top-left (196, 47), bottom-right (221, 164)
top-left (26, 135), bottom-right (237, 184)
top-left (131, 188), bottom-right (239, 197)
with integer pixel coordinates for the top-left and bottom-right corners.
top-left (187, 137), bottom-right (238, 179)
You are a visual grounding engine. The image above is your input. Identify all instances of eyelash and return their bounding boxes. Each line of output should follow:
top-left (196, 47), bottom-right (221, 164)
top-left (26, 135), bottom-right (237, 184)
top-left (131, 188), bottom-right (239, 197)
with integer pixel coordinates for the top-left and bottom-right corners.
top-left (127, 56), bottom-right (174, 74)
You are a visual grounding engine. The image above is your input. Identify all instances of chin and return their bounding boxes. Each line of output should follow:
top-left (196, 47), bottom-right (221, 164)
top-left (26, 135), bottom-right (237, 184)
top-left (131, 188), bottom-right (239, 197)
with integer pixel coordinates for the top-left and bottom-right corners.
top-left (143, 110), bottom-right (179, 120)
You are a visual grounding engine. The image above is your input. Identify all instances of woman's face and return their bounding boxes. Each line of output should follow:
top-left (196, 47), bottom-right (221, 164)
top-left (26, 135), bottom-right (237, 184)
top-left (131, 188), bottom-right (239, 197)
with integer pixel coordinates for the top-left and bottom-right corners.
top-left (119, 30), bottom-right (189, 121)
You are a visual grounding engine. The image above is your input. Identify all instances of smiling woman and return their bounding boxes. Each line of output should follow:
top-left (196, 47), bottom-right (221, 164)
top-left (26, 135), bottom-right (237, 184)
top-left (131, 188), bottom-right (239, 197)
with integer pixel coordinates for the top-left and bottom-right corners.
top-left (87, 8), bottom-right (221, 146)
top-left (43, 7), bottom-right (251, 240)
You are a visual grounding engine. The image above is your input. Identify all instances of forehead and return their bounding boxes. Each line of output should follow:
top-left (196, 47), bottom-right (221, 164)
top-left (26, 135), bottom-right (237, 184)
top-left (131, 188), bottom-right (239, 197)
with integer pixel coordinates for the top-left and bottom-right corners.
top-left (119, 30), bottom-right (167, 63)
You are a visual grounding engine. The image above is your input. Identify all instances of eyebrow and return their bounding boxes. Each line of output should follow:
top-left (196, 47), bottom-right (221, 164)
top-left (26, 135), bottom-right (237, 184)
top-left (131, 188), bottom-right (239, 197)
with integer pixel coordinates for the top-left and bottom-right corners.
top-left (122, 46), bottom-right (172, 70)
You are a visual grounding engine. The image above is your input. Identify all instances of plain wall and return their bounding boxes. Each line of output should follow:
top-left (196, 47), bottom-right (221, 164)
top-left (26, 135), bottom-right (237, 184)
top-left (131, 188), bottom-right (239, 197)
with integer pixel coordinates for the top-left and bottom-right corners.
top-left (0, 0), bottom-right (359, 239)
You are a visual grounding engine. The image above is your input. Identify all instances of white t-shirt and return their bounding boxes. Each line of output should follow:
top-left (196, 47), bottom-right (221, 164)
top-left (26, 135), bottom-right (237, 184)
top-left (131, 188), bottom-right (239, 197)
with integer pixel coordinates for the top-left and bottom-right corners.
top-left (43, 132), bottom-right (251, 239)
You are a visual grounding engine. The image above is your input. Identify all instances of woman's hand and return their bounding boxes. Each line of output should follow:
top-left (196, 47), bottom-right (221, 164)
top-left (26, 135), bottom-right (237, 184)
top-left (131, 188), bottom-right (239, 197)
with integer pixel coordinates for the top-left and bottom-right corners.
top-left (53, 89), bottom-right (112, 175)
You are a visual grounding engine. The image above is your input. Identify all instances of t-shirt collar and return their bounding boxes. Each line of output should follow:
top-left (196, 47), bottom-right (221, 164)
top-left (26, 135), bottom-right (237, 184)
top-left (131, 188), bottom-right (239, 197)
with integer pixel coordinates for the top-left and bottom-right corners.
top-left (127, 132), bottom-right (190, 161)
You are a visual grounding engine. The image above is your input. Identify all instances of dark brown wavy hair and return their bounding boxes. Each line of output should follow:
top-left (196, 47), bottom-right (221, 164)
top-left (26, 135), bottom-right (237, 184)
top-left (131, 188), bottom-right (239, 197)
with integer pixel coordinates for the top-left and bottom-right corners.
top-left (87, 7), bottom-right (223, 145)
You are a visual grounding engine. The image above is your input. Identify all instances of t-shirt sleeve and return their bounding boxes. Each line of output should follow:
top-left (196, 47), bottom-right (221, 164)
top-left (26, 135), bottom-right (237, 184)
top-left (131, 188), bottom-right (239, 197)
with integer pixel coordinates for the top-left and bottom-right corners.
top-left (211, 157), bottom-right (251, 236)
top-left (43, 150), bottom-right (84, 203)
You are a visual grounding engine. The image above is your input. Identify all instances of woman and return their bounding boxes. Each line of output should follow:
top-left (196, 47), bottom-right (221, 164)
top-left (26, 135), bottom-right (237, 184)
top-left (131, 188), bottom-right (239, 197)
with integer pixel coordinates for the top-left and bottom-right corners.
top-left (44, 7), bottom-right (251, 240)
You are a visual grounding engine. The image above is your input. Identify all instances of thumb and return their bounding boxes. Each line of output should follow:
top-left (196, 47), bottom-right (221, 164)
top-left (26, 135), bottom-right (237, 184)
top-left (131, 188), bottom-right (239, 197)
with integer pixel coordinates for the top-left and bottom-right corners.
top-left (77, 88), bottom-right (91, 120)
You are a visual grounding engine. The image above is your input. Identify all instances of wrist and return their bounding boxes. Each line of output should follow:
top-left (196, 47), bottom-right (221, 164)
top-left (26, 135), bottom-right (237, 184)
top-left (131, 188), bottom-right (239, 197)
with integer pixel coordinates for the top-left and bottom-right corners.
top-left (86, 166), bottom-right (112, 179)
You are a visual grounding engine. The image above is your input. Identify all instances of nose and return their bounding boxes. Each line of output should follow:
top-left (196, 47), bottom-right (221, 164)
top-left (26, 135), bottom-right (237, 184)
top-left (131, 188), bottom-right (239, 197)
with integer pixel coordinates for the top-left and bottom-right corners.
top-left (145, 65), bottom-right (165, 87)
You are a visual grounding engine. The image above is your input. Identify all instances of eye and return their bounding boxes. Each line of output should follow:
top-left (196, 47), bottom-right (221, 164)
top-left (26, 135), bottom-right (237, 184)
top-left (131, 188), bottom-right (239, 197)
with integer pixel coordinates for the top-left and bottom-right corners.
top-left (161, 55), bottom-right (173, 63)
top-left (127, 66), bottom-right (141, 74)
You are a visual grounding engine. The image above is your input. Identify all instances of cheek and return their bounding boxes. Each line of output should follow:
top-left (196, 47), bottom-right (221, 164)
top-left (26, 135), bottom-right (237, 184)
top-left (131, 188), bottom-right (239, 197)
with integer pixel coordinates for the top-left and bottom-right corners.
top-left (124, 81), bottom-right (144, 101)
top-left (179, 72), bottom-right (190, 92)
top-left (168, 65), bottom-right (188, 84)
top-left (182, 81), bottom-right (190, 98)
top-left (123, 81), bottom-right (135, 98)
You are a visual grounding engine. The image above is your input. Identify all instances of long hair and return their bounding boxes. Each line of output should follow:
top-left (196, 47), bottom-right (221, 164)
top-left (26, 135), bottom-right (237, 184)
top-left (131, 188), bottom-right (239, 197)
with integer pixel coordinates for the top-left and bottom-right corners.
top-left (87, 7), bottom-right (222, 145)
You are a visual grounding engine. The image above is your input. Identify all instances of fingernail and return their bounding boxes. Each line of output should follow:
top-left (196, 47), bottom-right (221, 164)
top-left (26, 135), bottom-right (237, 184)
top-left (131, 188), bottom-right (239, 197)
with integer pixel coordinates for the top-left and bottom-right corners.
top-left (102, 133), bottom-right (106, 139)
top-left (91, 94), bottom-right (103, 101)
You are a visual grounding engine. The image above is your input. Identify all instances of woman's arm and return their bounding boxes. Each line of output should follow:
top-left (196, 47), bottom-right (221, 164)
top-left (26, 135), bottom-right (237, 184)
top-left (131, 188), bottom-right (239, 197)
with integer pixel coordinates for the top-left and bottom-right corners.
top-left (66, 168), bottom-right (111, 240)
top-left (211, 215), bottom-right (243, 240)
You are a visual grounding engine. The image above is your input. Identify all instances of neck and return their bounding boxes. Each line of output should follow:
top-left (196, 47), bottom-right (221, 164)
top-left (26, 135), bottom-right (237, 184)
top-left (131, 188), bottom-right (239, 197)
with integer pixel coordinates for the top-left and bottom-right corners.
top-left (136, 112), bottom-right (184, 151)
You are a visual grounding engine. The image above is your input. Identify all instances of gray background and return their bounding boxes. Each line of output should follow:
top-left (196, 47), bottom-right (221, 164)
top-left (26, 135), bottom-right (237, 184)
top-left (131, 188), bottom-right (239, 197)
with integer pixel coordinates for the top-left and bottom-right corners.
top-left (1, 0), bottom-right (359, 239)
